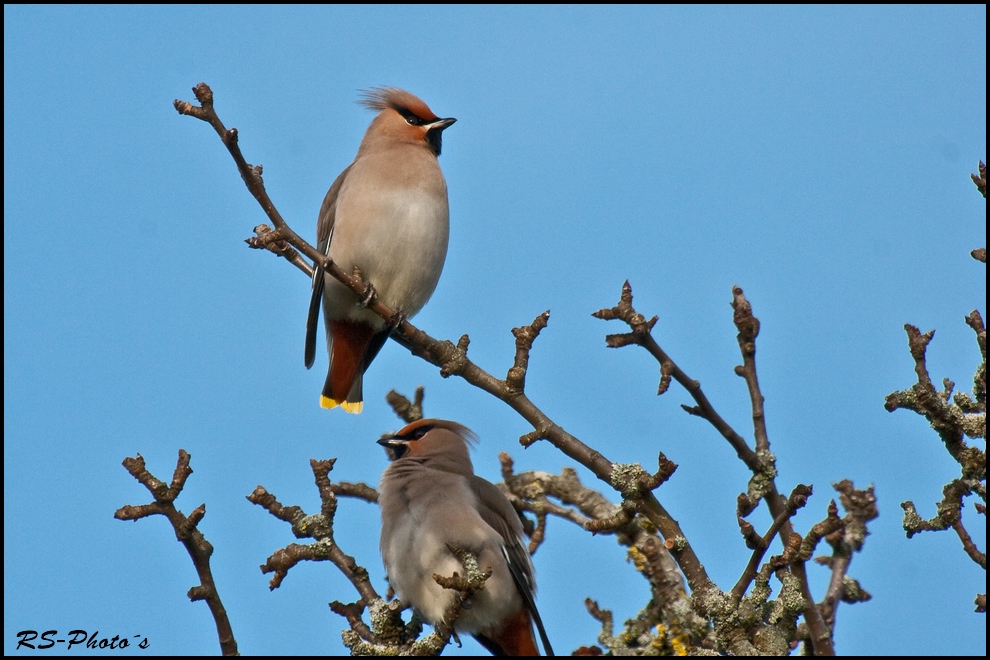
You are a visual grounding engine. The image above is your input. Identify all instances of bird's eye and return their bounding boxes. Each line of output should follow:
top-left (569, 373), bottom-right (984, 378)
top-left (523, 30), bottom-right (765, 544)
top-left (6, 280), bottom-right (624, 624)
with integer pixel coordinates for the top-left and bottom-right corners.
top-left (410, 425), bottom-right (432, 440)
top-left (398, 108), bottom-right (424, 126)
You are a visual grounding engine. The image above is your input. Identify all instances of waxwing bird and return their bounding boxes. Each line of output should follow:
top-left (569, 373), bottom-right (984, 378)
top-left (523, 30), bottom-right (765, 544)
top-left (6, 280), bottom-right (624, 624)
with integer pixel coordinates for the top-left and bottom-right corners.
top-left (304, 88), bottom-right (456, 413)
top-left (378, 419), bottom-right (555, 656)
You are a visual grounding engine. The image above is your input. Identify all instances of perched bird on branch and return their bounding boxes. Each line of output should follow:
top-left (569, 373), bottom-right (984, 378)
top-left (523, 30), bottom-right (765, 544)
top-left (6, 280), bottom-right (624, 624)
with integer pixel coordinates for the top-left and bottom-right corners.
top-left (305, 88), bottom-right (456, 413)
top-left (378, 419), bottom-right (554, 656)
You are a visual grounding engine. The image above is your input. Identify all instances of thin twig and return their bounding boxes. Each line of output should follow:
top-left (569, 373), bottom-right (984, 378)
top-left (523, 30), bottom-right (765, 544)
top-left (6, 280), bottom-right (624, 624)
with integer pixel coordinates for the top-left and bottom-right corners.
top-left (330, 481), bottom-right (380, 503)
top-left (115, 451), bottom-right (238, 656)
top-left (593, 281), bottom-right (760, 470)
top-left (731, 484), bottom-right (812, 599)
top-left (386, 386), bottom-right (425, 424)
top-left (247, 461), bottom-right (379, 605)
top-left (953, 519), bottom-right (987, 569)
top-left (593, 280), bottom-right (834, 654)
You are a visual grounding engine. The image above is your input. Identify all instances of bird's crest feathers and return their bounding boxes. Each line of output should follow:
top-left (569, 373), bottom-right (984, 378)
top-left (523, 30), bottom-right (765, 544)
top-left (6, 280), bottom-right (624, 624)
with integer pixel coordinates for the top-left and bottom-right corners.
top-left (359, 87), bottom-right (439, 123)
top-left (392, 418), bottom-right (478, 445)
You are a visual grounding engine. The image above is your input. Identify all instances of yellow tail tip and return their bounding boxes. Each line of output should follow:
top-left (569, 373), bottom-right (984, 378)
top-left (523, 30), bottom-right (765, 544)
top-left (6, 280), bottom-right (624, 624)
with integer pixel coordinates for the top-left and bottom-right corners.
top-left (341, 401), bottom-right (363, 414)
top-left (320, 395), bottom-right (363, 414)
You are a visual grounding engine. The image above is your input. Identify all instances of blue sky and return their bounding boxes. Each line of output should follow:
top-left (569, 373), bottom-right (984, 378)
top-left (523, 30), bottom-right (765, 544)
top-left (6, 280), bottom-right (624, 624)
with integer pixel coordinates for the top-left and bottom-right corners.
top-left (4, 5), bottom-right (985, 656)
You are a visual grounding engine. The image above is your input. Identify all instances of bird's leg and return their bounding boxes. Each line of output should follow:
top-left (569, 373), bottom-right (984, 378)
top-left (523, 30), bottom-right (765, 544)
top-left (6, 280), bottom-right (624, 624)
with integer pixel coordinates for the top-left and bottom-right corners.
top-left (351, 266), bottom-right (378, 309)
top-left (359, 283), bottom-right (377, 308)
top-left (387, 309), bottom-right (407, 331)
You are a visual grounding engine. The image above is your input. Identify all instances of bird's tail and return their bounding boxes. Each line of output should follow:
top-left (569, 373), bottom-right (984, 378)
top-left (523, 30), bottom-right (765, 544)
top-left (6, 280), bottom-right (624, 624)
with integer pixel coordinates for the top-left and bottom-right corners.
top-left (321, 320), bottom-right (376, 413)
top-left (473, 609), bottom-right (544, 656)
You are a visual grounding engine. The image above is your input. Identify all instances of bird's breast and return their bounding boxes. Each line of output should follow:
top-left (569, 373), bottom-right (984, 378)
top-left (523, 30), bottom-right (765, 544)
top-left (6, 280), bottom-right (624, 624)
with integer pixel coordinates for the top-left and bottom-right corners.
top-left (325, 155), bottom-right (450, 320)
top-left (378, 467), bottom-right (525, 634)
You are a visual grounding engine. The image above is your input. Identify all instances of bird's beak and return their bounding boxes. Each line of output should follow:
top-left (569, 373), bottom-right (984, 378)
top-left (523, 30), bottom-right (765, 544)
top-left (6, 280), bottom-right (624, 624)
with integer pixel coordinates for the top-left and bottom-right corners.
top-left (427, 117), bottom-right (456, 131)
top-left (378, 435), bottom-right (408, 460)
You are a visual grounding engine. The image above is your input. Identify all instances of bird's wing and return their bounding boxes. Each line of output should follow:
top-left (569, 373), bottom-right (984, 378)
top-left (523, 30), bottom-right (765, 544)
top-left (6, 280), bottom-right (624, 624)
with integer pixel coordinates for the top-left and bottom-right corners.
top-left (471, 477), bottom-right (555, 656)
top-left (304, 164), bottom-right (351, 369)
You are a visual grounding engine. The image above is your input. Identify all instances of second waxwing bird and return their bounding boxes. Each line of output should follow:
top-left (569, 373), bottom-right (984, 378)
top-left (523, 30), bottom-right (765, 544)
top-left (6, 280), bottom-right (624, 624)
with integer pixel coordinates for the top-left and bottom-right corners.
top-left (304, 88), bottom-right (456, 413)
top-left (378, 419), bottom-right (554, 656)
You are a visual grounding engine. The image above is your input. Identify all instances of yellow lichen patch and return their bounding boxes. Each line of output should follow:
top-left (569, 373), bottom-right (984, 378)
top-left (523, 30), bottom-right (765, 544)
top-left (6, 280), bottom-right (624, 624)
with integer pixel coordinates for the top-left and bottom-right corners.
top-left (668, 625), bottom-right (689, 656)
top-left (627, 546), bottom-right (648, 572)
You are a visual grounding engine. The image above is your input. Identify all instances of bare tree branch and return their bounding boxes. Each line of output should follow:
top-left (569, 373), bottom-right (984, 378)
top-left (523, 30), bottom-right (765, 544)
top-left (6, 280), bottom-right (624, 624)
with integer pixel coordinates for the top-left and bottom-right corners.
top-left (593, 281), bottom-right (759, 470)
top-left (731, 484), bottom-right (812, 599)
top-left (115, 451), bottom-right (238, 656)
top-left (331, 482), bottom-right (380, 504)
top-left (594, 280), bottom-right (843, 654)
top-left (815, 481), bottom-right (878, 632)
top-left (972, 160), bottom-right (987, 199)
top-left (386, 386), bottom-right (425, 424)
top-left (885, 177), bottom-right (986, 612)
top-left (247, 459), bottom-right (379, 605)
